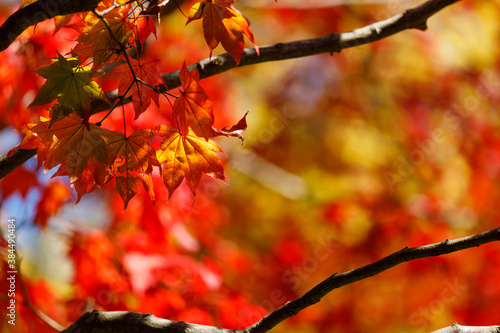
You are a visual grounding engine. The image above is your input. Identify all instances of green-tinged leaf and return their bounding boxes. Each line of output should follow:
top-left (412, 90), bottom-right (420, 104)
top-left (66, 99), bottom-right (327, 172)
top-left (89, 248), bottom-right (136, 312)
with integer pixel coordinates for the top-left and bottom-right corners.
top-left (29, 52), bottom-right (108, 115)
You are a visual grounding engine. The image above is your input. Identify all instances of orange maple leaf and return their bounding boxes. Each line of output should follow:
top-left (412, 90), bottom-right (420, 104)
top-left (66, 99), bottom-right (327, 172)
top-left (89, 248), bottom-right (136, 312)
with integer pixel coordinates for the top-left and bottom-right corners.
top-left (173, 62), bottom-right (214, 140)
top-left (156, 125), bottom-right (226, 199)
top-left (113, 58), bottom-right (163, 119)
top-left (187, 0), bottom-right (259, 65)
top-left (115, 174), bottom-right (142, 209)
top-left (32, 113), bottom-right (109, 182)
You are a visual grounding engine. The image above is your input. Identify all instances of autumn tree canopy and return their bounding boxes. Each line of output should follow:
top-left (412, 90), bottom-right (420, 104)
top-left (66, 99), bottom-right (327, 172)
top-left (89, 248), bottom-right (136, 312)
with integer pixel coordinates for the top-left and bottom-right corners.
top-left (1, 0), bottom-right (500, 332)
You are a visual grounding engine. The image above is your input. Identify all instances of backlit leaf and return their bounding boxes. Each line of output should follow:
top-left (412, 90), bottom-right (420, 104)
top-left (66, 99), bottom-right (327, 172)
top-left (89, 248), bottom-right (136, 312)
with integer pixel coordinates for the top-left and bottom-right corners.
top-left (28, 53), bottom-right (107, 116)
top-left (156, 126), bottom-right (226, 198)
top-left (70, 155), bottom-right (110, 203)
top-left (116, 174), bottom-right (142, 209)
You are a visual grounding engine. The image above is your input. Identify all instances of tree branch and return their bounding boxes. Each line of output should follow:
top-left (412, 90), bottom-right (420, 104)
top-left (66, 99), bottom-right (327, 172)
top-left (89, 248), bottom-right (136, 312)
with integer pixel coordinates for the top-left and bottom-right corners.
top-left (61, 310), bottom-right (237, 333)
top-left (0, 149), bottom-right (37, 179)
top-left (61, 228), bottom-right (500, 333)
top-left (160, 0), bottom-right (460, 87)
top-left (0, 0), bottom-right (102, 53)
top-left (99, 0), bottom-right (459, 103)
top-left (0, 0), bottom-right (460, 178)
top-left (242, 227), bottom-right (500, 333)
top-left (431, 323), bottom-right (500, 333)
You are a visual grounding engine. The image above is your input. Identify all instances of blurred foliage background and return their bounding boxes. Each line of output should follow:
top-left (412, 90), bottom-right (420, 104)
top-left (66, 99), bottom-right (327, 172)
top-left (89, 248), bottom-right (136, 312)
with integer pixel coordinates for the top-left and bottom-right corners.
top-left (1, 0), bottom-right (500, 332)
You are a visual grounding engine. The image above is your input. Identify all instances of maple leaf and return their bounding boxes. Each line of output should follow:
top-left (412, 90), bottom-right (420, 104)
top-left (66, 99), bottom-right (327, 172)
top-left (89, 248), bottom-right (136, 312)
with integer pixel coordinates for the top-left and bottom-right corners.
top-left (156, 125), bottom-right (226, 199)
top-left (103, 129), bottom-right (159, 208)
top-left (113, 58), bottom-right (163, 119)
top-left (173, 62), bottom-right (214, 140)
top-left (187, 0), bottom-right (259, 65)
top-left (28, 52), bottom-right (108, 116)
top-left (73, 9), bottom-right (135, 68)
top-left (32, 113), bottom-right (109, 182)
top-left (138, 172), bottom-right (155, 203)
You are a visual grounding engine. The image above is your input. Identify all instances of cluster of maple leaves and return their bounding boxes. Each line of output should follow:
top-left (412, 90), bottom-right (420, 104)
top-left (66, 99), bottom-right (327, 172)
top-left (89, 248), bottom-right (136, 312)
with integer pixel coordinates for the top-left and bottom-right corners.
top-left (9, 0), bottom-right (258, 208)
